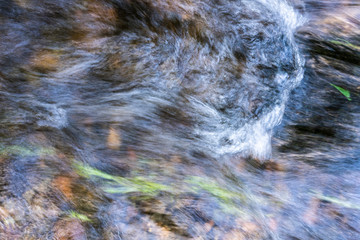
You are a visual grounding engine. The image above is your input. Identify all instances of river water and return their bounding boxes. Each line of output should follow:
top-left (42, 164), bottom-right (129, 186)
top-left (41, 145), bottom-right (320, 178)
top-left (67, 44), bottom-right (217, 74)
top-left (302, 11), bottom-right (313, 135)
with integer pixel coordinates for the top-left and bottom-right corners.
top-left (0, 0), bottom-right (359, 239)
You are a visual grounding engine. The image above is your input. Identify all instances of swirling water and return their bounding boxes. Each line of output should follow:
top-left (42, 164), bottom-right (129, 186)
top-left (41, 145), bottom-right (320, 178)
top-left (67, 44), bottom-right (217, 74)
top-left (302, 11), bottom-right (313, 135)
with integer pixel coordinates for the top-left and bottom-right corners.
top-left (0, 0), bottom-right (359, 239)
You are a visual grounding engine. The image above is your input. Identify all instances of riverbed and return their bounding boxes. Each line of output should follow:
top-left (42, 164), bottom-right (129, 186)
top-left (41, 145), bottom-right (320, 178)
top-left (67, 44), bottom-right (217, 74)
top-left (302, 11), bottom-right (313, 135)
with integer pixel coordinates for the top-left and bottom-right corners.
top-left (0, 0), bottom-right (359, 239)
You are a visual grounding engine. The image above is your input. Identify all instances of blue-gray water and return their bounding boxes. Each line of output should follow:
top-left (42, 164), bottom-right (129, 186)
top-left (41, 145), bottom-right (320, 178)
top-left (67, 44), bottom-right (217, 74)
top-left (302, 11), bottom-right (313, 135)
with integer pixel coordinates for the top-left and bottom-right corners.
top-left (0, 0), bottom-right (359, 239)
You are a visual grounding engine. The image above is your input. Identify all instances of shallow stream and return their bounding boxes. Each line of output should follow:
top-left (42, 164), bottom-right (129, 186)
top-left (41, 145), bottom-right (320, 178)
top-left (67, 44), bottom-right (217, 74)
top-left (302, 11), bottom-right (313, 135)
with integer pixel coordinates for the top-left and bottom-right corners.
top-left (0, 0), bottom-right (359, 239)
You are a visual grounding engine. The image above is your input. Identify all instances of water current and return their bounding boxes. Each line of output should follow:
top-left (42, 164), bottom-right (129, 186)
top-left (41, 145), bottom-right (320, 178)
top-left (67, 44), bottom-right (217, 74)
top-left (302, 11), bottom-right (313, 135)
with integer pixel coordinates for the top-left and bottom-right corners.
top-left (0, 0), bottom-right (359, 239)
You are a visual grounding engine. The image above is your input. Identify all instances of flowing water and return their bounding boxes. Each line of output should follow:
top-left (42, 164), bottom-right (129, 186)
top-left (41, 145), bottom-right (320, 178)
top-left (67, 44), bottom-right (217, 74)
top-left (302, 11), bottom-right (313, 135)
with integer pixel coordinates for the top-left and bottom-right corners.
top-left (0, 0), bottom-right (359, 239)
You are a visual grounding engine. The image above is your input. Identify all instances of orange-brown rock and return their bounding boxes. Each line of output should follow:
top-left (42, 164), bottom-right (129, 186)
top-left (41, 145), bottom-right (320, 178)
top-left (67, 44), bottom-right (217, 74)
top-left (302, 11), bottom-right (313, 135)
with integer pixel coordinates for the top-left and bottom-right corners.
top-left (107, 127), bottom-right (121, 150)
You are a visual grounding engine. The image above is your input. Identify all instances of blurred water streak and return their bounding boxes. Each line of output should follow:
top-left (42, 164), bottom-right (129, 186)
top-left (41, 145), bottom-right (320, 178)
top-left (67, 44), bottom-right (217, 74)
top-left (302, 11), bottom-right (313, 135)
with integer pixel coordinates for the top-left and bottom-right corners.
top-left (0, 0), bottom-right (359, 239)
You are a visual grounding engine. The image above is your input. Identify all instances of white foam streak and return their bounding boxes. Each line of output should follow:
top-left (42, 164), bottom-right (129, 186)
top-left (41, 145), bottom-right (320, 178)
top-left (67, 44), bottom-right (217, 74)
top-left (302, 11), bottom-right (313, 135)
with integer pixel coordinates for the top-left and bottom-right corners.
top-left (204, 0), bottom-right (305, 160)
top-left (256, 0), bottom-right (305, 32)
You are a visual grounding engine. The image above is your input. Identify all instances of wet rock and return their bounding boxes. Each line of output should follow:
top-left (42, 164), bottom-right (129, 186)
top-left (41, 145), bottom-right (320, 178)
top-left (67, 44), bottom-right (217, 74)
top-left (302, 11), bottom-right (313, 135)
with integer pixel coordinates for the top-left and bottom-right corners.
top-left (241, 221), bottom-right (260, 233)
top-left (71, 0), bottom-right (118, 40)
top-left (53, 218), bottom-right (87, 240)
top-left (103, 200), bottom-right (187, 240)
top-left (222, 230), bottom-right (245, 240)
top-left (30, 50), bottom-right (60, 73)
top-left (192, 221), bottom-right (214, 239)
top-left (23, 185), bottom-right (60, 220)
top-left (235, 219), bottom-right (262, 239)
top-left (263, 160), bottom-right (286, 172)
top-left (127, 148), bottom-right (137, 161)
top-left (170, 155), bottom-right (182, 163)
top-left (268, 217), bottom-right (278, 231)
top-left (2, 199), bottom-right (26, 223)
top-left (0, 206), bottom-right (20, 235)
top-left (53, 176), bottom-right (74, 201)
top-left (303, 198), bottom-right (320, 225)
top-left (13, 0), bottom-right (31, 9)
top-left (107, 127), bottom-right (121, 150)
